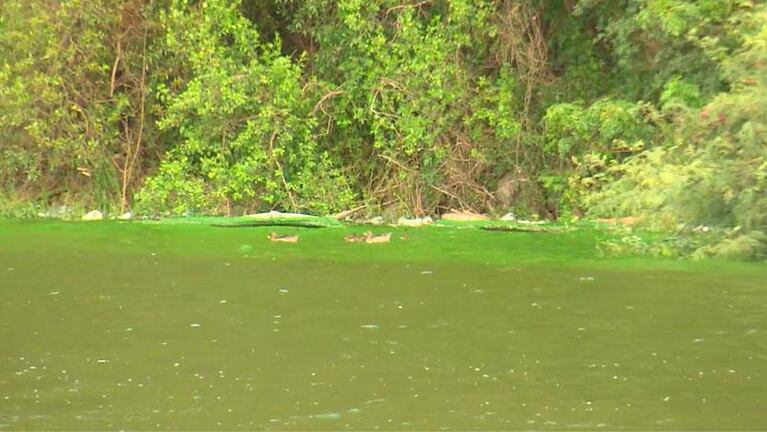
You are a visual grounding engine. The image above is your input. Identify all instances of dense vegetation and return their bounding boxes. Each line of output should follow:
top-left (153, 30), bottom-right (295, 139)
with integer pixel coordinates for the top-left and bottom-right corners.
top-left (1, 0), bottom-right (765, 257)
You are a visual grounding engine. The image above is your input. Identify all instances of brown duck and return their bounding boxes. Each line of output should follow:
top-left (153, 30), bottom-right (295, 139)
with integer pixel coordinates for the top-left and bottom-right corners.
top-left (364, 231), bottom-right (392, 244)
top-left (343, 233), bottom-right (367, 243)
top-left (268, 232), bottom-right (299, 243)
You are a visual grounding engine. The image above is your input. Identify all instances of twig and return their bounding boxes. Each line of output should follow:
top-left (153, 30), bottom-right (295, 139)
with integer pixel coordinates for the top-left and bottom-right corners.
top-left (109, 42), bottom-right (121, 97)
top-left (385, 0), bottom-right (432, 17)
top-left (333, 204), bottom-right (367, 220)
top-left (121, 29), bottom-right (148, 212)
top-left (269, 130), bottom-right (298, 209)
top-left (311, 89), bottom-right (345, 115)
top-left (430, 184), bottom-right (461, 202)
top-left (379, 154), bottom-right (416, 172)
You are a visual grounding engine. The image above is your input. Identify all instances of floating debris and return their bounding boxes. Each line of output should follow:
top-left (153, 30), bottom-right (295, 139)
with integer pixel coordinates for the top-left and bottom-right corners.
top-left (398, 216), bottom-right (433, 227)
top-left (311, 412), bottom-right (341, 420)
top-left (441, 211), bottom-right (490, 222)
top-left (365, 216), bottom-right (385, 225)
top-left (481, 224), bottom-right (551, 233)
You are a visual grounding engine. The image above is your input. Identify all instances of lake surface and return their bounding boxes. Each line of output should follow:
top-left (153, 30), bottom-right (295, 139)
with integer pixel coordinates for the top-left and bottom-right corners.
top-left (1, 221), bottom-right (766, 429)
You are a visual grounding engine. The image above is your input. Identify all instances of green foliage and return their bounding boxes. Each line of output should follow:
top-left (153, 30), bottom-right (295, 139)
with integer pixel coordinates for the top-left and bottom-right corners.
top-left (0, 0), bottom-right (118, 208)
top-left (0, 192), bottom-right (41, 219)
top-left (660, 77), bottom-right (703, 111)
top-left (295, 0), bottom-right (517, 215)
top-left (541, 99), bottom-right (657, 213)
top-left (694, 230), bottom-right (767, 260)
top-left (135, 0), bottom-right (352, 216)
top-left (0, 0), bottom-right (156, 212)
top-left (582, 0), bottom-right (744, 100)
top-left (589, 6), bottom-right (767, 258)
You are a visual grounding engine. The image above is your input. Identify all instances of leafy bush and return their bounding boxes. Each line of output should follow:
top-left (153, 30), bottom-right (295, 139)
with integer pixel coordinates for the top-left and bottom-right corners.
top-left (542, 99), bottom-right (658, 214)
top-left (0, 0), bottom-right (155, 212)
top-left (135, 0), bottom-right (352, 216)
top-left (589, 6), bottom-right (767, 258)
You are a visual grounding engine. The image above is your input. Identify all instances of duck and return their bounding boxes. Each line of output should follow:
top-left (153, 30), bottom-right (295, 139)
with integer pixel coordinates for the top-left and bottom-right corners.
top-left (268, 232), bottom-right (299, 243)
top-left (343, 233), bottom-right (367, 243)
top-left (364, 231), bottom-right (392, 244)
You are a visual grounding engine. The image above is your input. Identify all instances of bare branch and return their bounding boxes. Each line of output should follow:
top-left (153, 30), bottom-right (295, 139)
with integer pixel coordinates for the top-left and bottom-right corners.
top-left (311, 89), bottom-right (345, 116)
top-left (385, 0), bottom-right (432, 17)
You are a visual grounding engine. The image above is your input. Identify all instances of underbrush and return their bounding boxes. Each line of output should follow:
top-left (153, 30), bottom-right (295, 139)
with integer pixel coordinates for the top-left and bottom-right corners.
top-left (597, 225), bottom-right (767, 261)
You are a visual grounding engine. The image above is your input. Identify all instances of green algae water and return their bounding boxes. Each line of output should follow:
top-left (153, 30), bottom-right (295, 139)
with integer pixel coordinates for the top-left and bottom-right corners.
top-left (1, 221), bottom-right (766, 430)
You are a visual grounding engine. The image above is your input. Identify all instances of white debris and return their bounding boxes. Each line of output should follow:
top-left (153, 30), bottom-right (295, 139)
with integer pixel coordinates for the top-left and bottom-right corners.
top-left (82, 210), bottom-right (103, 221)
top-left (397, 216), bottom-right (433, 227)
top-left (500, 212), bottom-right (516, 221)
top-left (366, 216), bottom-right (385, 225)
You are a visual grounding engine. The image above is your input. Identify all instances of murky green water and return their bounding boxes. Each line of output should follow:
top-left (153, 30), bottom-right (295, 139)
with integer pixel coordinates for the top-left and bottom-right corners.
top-left (1, 221), bottom-right (766, 430)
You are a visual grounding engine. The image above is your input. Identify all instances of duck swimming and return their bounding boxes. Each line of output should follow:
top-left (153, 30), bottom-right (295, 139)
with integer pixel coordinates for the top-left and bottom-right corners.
top-left (268, 232), bottom-right (299, 243)
top-left (343, 233), bottom-right (367, 243)
top-left (364, 231), bottom-right (392, 244)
